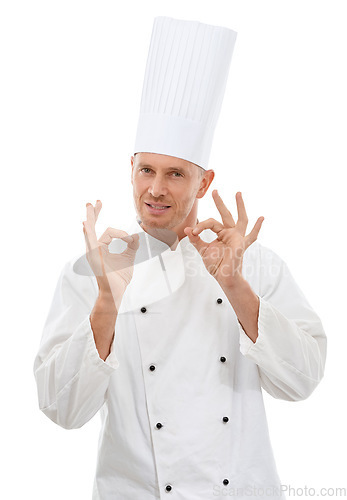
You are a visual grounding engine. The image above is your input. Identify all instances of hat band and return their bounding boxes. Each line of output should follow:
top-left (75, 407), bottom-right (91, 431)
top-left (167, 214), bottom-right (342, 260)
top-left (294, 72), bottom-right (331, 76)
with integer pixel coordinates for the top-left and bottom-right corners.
top-left (134, 112), bottom-right (214, 169)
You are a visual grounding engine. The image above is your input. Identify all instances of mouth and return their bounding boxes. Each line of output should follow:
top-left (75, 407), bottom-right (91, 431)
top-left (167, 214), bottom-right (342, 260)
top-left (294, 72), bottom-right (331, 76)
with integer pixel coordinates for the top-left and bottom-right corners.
top-left (145, 202), bottom-right (171, 214)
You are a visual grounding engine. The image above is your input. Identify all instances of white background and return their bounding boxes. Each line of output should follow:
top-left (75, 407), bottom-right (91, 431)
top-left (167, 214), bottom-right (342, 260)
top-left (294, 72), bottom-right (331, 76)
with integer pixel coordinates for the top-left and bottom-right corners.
top-left (1, 0), bottom-right (346, 498)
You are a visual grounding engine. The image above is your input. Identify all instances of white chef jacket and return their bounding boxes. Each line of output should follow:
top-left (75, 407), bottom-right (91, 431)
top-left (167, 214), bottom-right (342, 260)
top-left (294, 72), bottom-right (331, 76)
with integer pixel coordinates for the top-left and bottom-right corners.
top-left (33, 217), bottom-right (327, 500)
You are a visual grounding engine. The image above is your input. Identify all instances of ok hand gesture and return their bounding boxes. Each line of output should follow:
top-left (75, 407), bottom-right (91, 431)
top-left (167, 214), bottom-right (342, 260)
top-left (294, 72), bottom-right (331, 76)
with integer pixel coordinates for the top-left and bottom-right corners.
top-left (82, 200), bottom-right (139, 306)
top-left (184, 190), bottom-right (264, 290)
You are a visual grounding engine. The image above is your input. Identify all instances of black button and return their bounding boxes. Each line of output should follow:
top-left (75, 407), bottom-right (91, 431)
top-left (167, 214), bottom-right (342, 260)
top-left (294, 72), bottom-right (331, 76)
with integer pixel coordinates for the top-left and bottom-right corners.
top-left (223, 479), bottom-right (229, 485)
top-left (217, 298), bottom-right (223, 304)
top-left (156, 422), bottom-right (163, 429)
top-left (220, 356), bottom-right (227, 363)
top-left (149, 365), bottom-right (156, 371)
top-left (141, 307), bottom-right (147, 313)
top-left (223, 416), bottom-right (229, 423)
top-left (165, 484), bottom-right (172, 492)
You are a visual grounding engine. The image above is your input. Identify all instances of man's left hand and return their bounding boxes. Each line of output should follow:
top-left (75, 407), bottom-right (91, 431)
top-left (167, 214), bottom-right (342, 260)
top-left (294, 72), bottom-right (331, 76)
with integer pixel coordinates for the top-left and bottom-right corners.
top-left (184, 190), bottom-right (264, 290)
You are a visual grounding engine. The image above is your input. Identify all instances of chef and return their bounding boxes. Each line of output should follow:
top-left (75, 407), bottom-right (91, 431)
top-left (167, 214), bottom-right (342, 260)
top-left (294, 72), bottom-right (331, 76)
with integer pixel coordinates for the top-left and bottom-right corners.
top-left (33, 16), bottom-right (327, 500)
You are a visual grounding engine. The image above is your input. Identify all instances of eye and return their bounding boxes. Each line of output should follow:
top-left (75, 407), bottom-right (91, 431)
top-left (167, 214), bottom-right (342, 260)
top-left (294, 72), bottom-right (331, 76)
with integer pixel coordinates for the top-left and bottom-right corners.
top-left (172, 171), bottom-right (183, 178)
top-left (140, 167), bottom-right (152, 173)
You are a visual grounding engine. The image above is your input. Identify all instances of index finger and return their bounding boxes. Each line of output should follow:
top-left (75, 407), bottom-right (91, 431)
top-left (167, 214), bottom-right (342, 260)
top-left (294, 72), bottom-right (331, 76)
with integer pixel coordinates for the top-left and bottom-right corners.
top-left (212, 190), bottom-right (236, 227)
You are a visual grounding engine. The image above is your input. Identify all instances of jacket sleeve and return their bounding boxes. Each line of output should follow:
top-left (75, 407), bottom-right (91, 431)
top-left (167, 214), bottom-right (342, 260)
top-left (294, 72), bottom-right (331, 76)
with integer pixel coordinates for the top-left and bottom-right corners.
top-left (238, 244), bottom-right (327, 401)
top-left (33, 257), bottom-right (119, 429)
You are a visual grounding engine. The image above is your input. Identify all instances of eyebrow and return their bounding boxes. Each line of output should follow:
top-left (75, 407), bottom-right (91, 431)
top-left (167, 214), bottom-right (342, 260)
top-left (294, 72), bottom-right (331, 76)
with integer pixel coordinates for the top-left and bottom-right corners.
top-left (137, 163), bottom-right (188, 174)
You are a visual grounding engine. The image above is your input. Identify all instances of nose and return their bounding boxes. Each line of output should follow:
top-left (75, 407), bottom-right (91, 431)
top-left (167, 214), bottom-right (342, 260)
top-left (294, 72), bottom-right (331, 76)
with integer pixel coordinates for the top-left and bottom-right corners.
top-left (148, 175), bottom-right (168, 198)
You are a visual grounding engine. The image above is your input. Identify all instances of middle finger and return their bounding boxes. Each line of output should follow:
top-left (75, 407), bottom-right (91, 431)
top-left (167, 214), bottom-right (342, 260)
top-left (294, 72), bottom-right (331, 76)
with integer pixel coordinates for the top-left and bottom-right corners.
top-left (235, 192), bottom-right (248, 231)
top-left (84, 202), bottom-right (98, 249)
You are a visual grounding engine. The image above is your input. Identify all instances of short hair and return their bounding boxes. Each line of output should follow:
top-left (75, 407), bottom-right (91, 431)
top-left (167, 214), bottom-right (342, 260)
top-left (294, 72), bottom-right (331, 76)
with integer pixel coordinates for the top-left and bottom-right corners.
top-left (196, 165), bottom-right (206, 178)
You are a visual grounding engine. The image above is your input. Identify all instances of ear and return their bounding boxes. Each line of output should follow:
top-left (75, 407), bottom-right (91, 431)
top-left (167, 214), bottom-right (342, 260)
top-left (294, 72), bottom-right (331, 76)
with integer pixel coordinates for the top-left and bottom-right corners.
top-left (196, 170), bottom-right (215, 199)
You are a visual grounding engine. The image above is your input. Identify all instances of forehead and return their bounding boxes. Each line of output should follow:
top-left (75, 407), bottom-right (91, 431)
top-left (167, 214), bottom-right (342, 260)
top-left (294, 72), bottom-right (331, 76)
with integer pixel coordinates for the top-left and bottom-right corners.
top-left (135, 152), bottom-right (194, 171)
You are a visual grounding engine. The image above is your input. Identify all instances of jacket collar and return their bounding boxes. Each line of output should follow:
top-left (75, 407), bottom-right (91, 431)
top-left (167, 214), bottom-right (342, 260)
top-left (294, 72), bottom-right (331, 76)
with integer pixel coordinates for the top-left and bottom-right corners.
top-left (73, 215), bottom-right (204, 277)
top-left (127, 216), bottom-right (192, 255)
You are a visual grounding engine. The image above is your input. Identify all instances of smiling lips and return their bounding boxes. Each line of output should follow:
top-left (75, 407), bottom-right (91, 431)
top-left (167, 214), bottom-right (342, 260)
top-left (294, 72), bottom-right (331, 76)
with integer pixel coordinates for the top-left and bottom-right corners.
top-left (145, 202), bottom-right (171, 213)
top-left (145, 202), bottom-right (171, 207)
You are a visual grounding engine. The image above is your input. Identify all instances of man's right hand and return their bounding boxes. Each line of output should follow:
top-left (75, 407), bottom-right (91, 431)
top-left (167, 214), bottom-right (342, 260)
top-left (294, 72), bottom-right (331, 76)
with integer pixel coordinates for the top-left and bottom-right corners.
top-left (82, 200), bottom-right (140, 308)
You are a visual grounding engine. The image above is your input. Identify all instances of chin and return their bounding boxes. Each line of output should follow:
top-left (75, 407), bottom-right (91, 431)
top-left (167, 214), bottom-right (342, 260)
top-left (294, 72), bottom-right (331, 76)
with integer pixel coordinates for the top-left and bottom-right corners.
top-left (142, 213), bottom-right (174, 228)
top-left (145, 218), bottom-right (170, 228)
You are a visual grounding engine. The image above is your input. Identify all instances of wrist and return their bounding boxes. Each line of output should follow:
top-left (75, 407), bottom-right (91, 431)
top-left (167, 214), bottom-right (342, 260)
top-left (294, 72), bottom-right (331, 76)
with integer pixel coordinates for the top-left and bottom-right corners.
top-left (218, 272), bottom-right (246, 294)
top-left (97, 289), bottom-right (124, 313)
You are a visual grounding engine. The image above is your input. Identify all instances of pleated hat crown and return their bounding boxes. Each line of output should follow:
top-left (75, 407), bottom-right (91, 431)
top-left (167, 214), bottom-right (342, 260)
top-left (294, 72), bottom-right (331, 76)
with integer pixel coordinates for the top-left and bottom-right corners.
top-left (133, 16), bottom-right (237, 170)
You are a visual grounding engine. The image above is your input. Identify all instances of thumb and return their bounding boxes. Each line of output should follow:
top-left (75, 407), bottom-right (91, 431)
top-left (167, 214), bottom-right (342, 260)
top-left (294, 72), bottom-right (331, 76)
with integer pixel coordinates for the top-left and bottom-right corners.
top-left (184, 227), bottom-right (208, 255)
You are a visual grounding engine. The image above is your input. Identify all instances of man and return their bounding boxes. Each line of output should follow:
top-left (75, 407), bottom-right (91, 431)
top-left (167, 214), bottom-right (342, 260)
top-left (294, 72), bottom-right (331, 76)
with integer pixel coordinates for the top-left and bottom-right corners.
top-left (34, 16), bottom-right (327, 500)
top-left (87, 150), bottom-right (264, 362)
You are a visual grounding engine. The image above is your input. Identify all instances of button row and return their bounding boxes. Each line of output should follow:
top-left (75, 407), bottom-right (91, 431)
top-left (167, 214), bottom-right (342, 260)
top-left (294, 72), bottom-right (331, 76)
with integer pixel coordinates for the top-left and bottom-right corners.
top-left (148, 357), bottom-right (227, 372)
top-left (140, 298), bottom-right (223, 314)
top-left (164, 479), bottom-right (230, 493)
top-left (156, 417), bottom-right (229, 430)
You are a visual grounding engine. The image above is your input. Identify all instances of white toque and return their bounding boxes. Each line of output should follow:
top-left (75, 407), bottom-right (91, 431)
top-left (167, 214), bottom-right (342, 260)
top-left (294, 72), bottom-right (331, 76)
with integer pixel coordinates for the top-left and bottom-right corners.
top-left (133, 16), bottom-right (237, 170)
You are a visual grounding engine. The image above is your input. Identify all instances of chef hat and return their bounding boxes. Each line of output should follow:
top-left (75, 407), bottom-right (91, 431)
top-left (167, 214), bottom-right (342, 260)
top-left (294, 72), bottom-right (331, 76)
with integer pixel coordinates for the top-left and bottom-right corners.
top-left (133, 16), bottom-right (237, 170)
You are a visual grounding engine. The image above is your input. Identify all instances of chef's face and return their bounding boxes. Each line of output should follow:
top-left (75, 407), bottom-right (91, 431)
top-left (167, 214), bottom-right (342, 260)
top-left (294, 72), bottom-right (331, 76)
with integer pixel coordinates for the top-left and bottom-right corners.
top-left (131, 152), bottom-right (213, 233)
